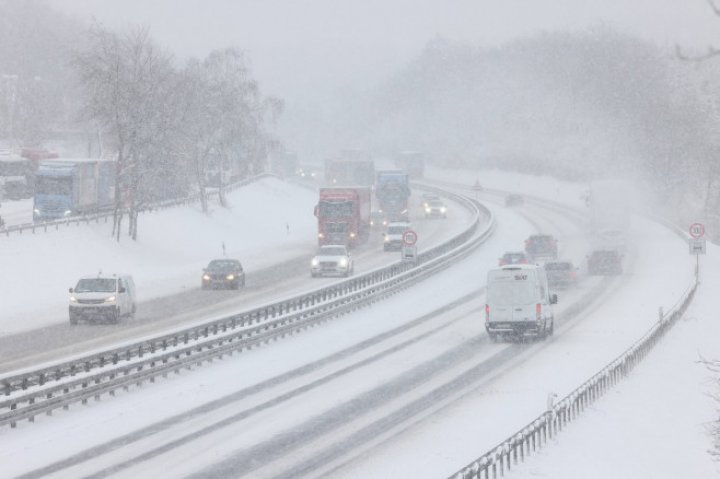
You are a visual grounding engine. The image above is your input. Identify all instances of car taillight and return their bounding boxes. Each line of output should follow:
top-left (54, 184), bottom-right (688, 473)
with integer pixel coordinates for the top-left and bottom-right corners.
top-left (535, 303), bottom-right (542, 320)
top-left (485, 304), bottom-right (490, 322)
top-left (571, 271), bottom-right (577, 279)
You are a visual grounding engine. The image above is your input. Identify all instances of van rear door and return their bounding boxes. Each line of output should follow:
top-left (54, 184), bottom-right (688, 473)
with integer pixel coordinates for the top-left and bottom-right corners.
top-left (487, 268), bottom-right (538, 323)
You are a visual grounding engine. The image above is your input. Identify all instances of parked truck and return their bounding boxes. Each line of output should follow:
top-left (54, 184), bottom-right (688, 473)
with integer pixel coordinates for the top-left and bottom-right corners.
top-left (375, 170), bottom-right (411, 222)
top-left (314, 186), bottom-right (372, 247)
top-left (33, 158), bottom-right (115, 222)
top-left (324, 155), bottom-right (375, 187)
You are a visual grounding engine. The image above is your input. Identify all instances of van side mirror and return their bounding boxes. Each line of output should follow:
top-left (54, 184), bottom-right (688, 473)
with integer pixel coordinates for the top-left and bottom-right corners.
top-left (119, 286), bottom-right (126, 293)
top-left (550, 293), bottom-right (558, 305)
top-left (69, 287), bottom-right (73, 293)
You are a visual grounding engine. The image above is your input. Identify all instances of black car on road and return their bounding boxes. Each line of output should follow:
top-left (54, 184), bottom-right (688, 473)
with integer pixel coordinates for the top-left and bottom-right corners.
top-left (202, 259), bottom-right (245, 290)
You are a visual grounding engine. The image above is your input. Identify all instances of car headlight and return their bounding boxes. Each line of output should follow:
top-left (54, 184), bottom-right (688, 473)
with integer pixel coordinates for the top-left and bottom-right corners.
top-left (339, 258), bottom-right (348, 267)
top-left (34, 208), bottom-right (40, 214)
top-left (104, 296), bottom-right (116, 303)
top-left (311, 258), bottom-right (319, 266)
top-left (441, 207), bottom-right (447, 213)
top-left (384, 236), bottom-right (390, 242)
top-left (64, 210), bottom-right (72, 216)
top-left (226, 274), bottom-right (235, 280)
top-left (69, 296), bottom-right (77, 302)
top-left (349, 232), bottom-right (356, 238)
top-left (202, 274), bottom-right (211, 280)
top-left (425, 207), bottom-right (431, 213)
top-left (318, 233), bottom-right (324, 239)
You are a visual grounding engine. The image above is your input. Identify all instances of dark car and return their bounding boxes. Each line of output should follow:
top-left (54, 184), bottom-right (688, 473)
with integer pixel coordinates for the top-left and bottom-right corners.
top-left (498, 251), bottom-right (530, 266)
top-left (525, 234), bottom-right (558, 260)
top-left (202, 259), bottom-right (245, 290)
top-left (505, 194), bottom-right (524, 206)
top-left (587, 250), bottom-right (623, 275)
top-left (544, 260), bottom-right (578, 288)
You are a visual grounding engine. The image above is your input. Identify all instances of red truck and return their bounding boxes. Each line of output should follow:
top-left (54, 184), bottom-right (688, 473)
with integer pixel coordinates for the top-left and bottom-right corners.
top-left (314, 187), bottom-right (372, 247)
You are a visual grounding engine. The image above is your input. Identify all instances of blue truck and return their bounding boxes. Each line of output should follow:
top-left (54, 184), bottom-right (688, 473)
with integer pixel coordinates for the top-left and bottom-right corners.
top-left (375, 170), bottom-right (411, 222)
top-left (33, 159), bottom-right (115, 222)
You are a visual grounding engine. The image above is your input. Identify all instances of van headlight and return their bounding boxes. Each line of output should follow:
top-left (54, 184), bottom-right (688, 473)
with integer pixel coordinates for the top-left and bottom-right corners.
top-left (34, 208), bottom-right (40, 214)
top-left (311, 258), bottom-right (319, 266)
top-left (104, 296), bottom-right (116, 303)
top-left (226, 274), bottom-right (235, 281)
top-left (425, 207), bottom-right (431, 213)
top-left (339, 258), bottom-right (348, 267)
top-left (69, 296), bottom-right (77, 302)
top-left (441, 207), bottom-right (447, 213)
top-left (64, 210), bottom-right (72, 216)
top-left (384, 236), bottom-right (390, 242)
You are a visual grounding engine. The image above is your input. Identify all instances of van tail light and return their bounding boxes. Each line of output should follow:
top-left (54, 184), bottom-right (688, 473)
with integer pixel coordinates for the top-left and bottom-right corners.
top-left (485, 304), bottom-right (490, 322)
top-left (535, 303), bottom-right (542, 320)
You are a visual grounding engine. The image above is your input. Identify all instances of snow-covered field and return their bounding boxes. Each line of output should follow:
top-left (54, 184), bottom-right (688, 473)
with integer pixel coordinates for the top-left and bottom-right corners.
top-left (0, 168), bottom-right (717, 478)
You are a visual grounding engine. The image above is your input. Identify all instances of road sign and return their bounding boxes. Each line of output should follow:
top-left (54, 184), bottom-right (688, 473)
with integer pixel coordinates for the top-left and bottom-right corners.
top-left (689, 223), bottom-right (705, 239)
top-left (402, 230), bottom-right (418, 246)
top-left (689, 238), bottom-right (706, 255)
top-left (401, 245), bottom-right (418, 264)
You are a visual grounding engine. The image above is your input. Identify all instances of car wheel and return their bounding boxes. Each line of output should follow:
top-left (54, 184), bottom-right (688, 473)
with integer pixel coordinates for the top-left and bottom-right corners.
top-left (488, 333), bottom-right (499, 343)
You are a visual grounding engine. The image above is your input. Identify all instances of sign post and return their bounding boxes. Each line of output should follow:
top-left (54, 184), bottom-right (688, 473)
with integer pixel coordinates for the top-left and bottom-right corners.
top-left (401, 230), bottom-right (418, 265)
top-left (688, 223), bottom-right (705, 279)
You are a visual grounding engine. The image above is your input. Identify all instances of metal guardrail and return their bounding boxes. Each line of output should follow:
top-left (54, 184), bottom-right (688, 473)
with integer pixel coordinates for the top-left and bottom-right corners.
top-left (0, 184), bottom-right (494, 428)
top-left (0, 173), bottom-right (273, 237)
top-left (449, 270), bottom-right (699, 479)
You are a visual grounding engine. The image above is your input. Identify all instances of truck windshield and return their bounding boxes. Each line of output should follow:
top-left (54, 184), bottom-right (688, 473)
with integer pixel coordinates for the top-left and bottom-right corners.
top-left (319, 201), bottom-right (353, 217)
top-left (487, 281), bottom-right (536, 306)
top-left (75, 278), bottom-right (117, 293)
top-left (36, 176), bottom-right (72, 195)
top-left (318, 246), bottom-right (346, 256)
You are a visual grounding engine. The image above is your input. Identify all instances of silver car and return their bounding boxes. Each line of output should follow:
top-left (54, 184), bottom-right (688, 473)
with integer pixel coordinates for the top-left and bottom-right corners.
top-left (311, 245), bottom-right (354, 277)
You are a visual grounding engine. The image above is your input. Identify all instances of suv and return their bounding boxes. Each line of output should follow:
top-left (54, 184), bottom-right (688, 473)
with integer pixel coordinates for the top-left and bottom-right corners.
top-left (424, 199), bottom-right (447, 219)
top-left (587, 250), bottom-right (623, 275)
top-left (383, 222), bottom-right (411, 251)
top-left (525, 234), bottom-right (558, 260)
top-left (311, 244), bottom-right (354, 277)
top-left (202, 259), bottom-right (245, 290)
top-left (498, 251), bottom-right (530, 266)
top-left (69, 275), bottom-right (136, 324)
top-left (544, 260), bottom-right (578, 288)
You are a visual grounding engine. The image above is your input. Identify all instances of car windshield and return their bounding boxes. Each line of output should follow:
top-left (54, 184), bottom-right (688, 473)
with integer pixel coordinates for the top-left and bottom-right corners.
top-left (429, 201), bottom-right (444, 207)
top-left (488, 281), bottom-right (537, 305)
top-left (75, 278), bottom-right (117, 293)
top-left (207, 260), bottom-right (240, 271)
top-left (387, 226), bottom-right (407, 234)
top-left (318, 246), bottom-right (346, 256)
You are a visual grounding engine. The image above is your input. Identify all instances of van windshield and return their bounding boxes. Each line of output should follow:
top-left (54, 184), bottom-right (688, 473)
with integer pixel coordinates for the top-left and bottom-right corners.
top-left (75, 278), bottom-right (117, 293)
top-left (488, 281), bottom-right (536, 305)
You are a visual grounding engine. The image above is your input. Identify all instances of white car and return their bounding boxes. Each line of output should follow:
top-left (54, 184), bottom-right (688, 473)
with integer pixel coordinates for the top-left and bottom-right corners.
top-left (311, 245), bottom-right (354, 277)
top-left (383, 222), bottom-right (411, 251)
top-left (69, 275), bottom-right (137, 324)
top-left (424, 199), bottom-right (447, 218)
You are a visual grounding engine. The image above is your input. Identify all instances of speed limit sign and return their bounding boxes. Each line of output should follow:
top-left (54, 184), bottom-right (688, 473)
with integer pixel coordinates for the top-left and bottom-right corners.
top-left (689, 223), bottom-right (705, 239)
top-left (402, 230), bottom-right (418, 246)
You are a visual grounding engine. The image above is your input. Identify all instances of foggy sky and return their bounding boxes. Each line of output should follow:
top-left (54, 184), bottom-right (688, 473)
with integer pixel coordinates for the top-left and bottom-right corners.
top-left (48, 0), bottom-right (720, 105)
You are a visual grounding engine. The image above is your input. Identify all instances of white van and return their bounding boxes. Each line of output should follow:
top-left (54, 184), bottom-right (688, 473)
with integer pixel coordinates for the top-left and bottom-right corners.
top-left (485, 264), bottom-right (557, 340)
top-left (69, 275), bottom-right (136, 324)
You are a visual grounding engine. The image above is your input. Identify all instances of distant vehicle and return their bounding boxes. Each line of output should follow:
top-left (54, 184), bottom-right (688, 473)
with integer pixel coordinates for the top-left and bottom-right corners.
top-left (485, 264), bottom-right (557, 341)
top-left (587, 250), bottom-right (623, 275)
top-left (544, 260), bottom-right (578, 288)
top-left (0, 153), bottom-right (33, 200)
top-left (202, 259), bottom-right (245, 290)
top-left (505, 194), bottom-right (524, 206)
top-left (421, 193), bottom-right (440, 208)
top-left (524, 234), bottom-right (558, 260)
top-left (383, 221), bottom-right (411, 251)
top-left (311, 244), bottom-right (354, 277)
top-left (33, 158), bottom-right (115, 222)
top-left (370, 210), bottom-right (388, 229)
top-left (272, 150), bottom-right (299, 178)
top-left (324, 154), bottom-right (375, 186)
top-left (376, 170), bottom-right (411, 222)
top-left (315, 186), bottom-right (372, 247)
top-left (69, 275), bottom-right (136, 324)
top-left (424, 199), bottom-right (447, 218)
top-left (498, 251), bottom-right (530, 266)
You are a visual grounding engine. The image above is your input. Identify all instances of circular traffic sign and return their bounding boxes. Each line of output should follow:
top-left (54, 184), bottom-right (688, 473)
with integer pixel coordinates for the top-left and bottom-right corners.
top-left (402, 230), bottom-right (418, 246)
top-left (689, 223), bottom-right (705, 239)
